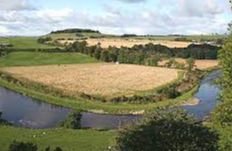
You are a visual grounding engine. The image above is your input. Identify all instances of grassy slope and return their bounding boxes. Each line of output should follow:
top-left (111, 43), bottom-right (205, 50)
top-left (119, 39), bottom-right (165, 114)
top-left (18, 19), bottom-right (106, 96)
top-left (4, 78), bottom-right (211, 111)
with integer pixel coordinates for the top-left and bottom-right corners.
top-left (0, 51), bottom-right (99, 67)
top-left (0, 125), bottom-right (116, 151)
top-left (0, 37), bottom-right (55, 49)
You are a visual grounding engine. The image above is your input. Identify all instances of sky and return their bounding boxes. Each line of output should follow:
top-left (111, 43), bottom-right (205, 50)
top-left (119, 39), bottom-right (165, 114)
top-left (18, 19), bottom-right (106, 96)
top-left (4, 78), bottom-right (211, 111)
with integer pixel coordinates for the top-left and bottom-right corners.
top-left (0, 0), bottom-right (231, 36)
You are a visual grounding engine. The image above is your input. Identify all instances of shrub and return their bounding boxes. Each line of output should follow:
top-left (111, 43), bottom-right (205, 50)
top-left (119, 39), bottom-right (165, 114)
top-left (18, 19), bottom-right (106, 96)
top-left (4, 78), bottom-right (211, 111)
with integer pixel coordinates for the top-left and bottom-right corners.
top-left (60, 111), bottom-right (82, 129)
top-left (115, 108), bottom-right (219, 151)
top-left (45, 146), bottom-right (63, 151)
top-left (9, 141), bottom-right (37, 151)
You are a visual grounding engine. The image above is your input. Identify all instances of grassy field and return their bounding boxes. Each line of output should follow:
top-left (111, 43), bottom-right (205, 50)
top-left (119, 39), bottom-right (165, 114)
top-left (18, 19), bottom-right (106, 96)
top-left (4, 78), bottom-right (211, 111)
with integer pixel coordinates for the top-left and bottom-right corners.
top-left (0, 51), bottom-right (99, 67)
top-left (1, 63), bottom-right (179, 98)
top-left (0, 125), bottom-right (116, 151)
top-left (0, 37), bottom-right (55, 49)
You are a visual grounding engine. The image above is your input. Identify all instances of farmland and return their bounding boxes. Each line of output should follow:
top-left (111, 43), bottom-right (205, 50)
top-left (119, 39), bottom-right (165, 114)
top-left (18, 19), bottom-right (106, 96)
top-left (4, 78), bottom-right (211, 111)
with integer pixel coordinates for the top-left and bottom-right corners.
top-left (58, 38), bottom-right (192, 48)
top-left (0, 51), bottom-right (99, 67)
top-left (158, 59), bottom-right (219, 69)
top-left (1, 63), bottom-right (179, 98)
top-left (0, 37), bottom-right (55, 49)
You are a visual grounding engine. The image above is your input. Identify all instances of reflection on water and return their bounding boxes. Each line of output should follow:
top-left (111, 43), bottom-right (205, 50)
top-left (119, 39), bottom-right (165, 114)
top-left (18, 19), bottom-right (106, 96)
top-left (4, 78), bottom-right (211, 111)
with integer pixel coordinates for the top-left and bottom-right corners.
top-left (182, 70), bottom-right (221, 119)
top-left (0, 87), bottom-right (71, 128)
top-left (0, 87), bottom-right (140, 129)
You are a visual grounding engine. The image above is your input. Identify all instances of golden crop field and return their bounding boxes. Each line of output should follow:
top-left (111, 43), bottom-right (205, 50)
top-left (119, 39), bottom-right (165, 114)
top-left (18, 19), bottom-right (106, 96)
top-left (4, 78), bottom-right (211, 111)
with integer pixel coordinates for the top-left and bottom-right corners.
top-left (86, 38), bottom-right (191, 48)
top-left (1, 63), bottom-right (179, 98)
top-left (58, 38), bottom-right (191, 48)
top-left (159, 58), bottom-right (219, 69)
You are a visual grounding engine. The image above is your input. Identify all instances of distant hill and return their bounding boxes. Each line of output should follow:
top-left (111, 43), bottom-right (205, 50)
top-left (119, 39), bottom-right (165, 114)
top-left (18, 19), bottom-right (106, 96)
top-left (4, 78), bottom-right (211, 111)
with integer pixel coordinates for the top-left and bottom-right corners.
top-left (51, 28), bottom-right (101, 34)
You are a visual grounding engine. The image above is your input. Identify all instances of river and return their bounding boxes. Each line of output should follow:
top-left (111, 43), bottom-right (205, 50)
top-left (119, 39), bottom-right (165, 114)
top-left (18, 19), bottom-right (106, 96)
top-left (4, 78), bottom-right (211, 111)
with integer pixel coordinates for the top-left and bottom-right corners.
top-left (0, 70), bottom-right (221, 129)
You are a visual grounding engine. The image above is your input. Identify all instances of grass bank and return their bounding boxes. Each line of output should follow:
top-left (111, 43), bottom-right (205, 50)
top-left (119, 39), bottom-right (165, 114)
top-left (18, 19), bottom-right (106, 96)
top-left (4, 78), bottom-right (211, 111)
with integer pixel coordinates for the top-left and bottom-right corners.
top-left (0, 125), bottom-right (116, 151)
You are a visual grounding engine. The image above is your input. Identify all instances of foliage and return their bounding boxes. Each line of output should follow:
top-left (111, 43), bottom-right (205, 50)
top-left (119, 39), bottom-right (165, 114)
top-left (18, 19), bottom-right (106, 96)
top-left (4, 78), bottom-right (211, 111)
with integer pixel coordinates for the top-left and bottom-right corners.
top-left (9, 141), bottom-right (38, 151)
top-left (211, 2), bottom-right (232, 150)
top-left (67, 41), bottom-right (219, 67)
top-left (45, 146), bottom-right (63, 151)
top-left (51, 28), bottom-right (100, 34)
top-left (186, 58), bottom-right (196, 72)
top-left (37, 37), bottom-right (52, 44)
top-left (115, 108), bottom-right (219, 151)
top-left (60, 112), bottom-right (82, 129)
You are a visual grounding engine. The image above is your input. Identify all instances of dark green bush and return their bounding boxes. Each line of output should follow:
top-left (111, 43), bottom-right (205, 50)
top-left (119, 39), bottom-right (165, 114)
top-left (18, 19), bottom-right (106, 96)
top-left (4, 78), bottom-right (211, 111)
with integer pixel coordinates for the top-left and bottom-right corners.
top-left (9, 141), bottom-right (37, 151)
top-left (60, 111), bottom-right (82, 129)
top-left (115, 108), bottom-right (219, 151)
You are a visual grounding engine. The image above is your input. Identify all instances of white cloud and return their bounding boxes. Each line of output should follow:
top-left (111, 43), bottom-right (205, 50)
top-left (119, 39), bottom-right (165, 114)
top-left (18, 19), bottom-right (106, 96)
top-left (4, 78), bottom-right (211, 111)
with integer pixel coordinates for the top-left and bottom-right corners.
top-left (0, 0), bottom-right (34, 10)
top-left (178, 0), bottom-right (223, 17)
top-left (0, 0), bottom-right (230, 36)
top-left (0, 25), bottom-right (11, 35)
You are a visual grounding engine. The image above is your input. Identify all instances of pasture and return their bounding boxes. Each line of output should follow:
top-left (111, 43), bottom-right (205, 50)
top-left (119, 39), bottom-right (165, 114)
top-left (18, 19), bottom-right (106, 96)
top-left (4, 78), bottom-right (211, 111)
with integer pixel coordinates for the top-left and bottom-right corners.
top-left (0, 37), bottom-right (55, 49)
top-left (1, 63), bottom-right (179, 98)
top-left (0, 125), bottom-right (116, 151)
top-left (0, 51), bottom-right (99, 67)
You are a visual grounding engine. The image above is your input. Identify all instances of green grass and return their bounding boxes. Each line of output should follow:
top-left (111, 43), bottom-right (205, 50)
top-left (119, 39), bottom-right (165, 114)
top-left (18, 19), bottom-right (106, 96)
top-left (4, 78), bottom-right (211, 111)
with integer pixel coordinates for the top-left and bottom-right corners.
top-left (0, 125), bottom-right (116, 151)
top-left (0, 37), bottom-right (55, 49)
top-left (0, 51), bottom-right (99, 67)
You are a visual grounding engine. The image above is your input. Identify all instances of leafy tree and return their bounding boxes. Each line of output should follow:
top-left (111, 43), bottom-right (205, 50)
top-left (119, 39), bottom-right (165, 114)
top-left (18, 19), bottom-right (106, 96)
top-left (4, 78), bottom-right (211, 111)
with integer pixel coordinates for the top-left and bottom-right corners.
top-left (37, 37), bottom-right (52, 44)
top-left (9, 141), bottom-right (37, 151)
top-left (211, 2), bottom-right (232, 150)
top-left (115, 108), bottom-right (218, 151)
top-left (186, 58), bottom-right (195, 72)
top-left (100, 51), bottom-right (110, 62)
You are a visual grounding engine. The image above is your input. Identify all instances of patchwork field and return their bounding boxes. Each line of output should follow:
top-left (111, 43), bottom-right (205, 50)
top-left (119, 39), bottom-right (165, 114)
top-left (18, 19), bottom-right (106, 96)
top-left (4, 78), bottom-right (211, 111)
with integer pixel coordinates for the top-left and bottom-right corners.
top-left (58, 38), bottom-right (191, 48)
top-left (1, 63), bottom-right (179, 98)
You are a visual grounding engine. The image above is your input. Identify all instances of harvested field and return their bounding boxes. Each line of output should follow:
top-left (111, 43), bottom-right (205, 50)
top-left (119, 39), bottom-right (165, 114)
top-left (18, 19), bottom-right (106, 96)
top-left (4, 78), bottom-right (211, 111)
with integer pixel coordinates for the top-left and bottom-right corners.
top-left (195, 60), bottom-right (219, 69)
top-left (1, 63), bottom-right (179, 98)
top-left (58, 38), bottom-right (191, 48)
top-left (159, 58), bottom-right (218, 69)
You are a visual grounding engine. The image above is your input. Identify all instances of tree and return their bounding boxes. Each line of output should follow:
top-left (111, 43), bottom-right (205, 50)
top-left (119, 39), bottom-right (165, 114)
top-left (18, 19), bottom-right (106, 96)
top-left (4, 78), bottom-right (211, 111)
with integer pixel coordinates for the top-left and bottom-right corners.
top-left (100, 51), bottom-right (110, 62)
top-left (115, 108), bottom-right (218, 151)
top-left (9, 141), bottom-right (37, 151)
top-left (186, 58), bottom-right (195, 72)
top-left (211, 2), bottom-right (232, 150)
top-left (60, 112), bottom-right (82, 129)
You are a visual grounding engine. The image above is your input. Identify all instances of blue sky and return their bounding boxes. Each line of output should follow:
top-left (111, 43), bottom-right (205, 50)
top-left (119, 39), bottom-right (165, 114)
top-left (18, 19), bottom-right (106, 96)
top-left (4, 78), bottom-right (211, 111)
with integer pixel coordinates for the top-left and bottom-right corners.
top-left (0, 0), bottom-right (231, 36)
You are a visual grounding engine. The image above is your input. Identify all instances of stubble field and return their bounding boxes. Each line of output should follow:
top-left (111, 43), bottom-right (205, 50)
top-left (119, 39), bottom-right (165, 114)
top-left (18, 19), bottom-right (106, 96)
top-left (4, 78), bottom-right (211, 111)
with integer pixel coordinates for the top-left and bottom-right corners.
top-left (1, 63), bottom-right (179, 98)
top-left (58, 38), bottom-right (191, 48)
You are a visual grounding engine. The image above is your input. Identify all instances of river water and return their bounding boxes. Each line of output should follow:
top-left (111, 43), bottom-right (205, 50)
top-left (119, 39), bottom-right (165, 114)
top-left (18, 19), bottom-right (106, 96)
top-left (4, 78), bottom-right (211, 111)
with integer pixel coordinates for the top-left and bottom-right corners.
top-left (0, 70), bottom-right (221, 129)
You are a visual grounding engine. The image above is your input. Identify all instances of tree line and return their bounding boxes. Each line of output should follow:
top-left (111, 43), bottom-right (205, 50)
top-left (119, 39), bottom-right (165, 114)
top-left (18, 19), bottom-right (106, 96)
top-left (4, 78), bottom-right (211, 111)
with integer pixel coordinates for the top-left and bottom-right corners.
top-left (66, 41), bottom-right (219, 65)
